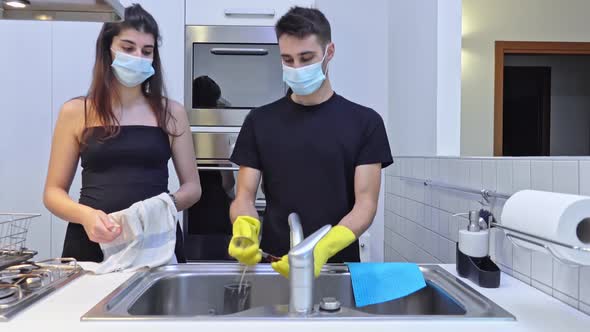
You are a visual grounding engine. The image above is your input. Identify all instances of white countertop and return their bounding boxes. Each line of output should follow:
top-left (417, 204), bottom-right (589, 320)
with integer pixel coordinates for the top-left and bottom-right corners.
top-left (6, 264), bottom-right (590, 332)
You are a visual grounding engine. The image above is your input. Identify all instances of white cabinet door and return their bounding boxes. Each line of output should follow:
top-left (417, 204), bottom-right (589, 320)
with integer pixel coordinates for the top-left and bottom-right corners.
top-left (50, 21), bottom-right (102, 258)
top-left (186, 0), bottom-right (315, 26)
top-left (0, 21), bottom-right (52, 260)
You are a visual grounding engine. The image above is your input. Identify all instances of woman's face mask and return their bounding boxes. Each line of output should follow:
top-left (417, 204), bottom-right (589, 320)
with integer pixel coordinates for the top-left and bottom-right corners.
top-left (110, 49), bottom-right (155, 88)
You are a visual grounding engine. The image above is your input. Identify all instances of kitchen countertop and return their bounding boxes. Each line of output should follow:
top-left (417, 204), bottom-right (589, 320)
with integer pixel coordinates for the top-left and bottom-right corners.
top-left (6, 264), bottom-right (590, 331)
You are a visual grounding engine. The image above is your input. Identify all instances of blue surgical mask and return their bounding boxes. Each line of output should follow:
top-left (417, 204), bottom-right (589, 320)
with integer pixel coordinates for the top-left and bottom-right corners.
top-left (282, 47), bottom-right (329, 96)
top-left (111, 49), bottom-right (155, 87)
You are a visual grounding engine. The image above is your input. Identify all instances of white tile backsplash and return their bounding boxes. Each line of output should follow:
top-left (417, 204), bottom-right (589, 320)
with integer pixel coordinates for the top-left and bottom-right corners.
top-left (513, 270), bottom-right (532, 285)
top-left (449, 215), bottom-right (460, 242)
top-left (412, 158), bottom-right (426, 179)
top-left (553, 161), bottom-right (579, 195)
top-left (496, 160), bottom-right (514, 194)
top-left (513, 246), bottom-right (532, 277)
top-left (384, 156), bottom-right (590, 315)
top-left (467, 160), bottom-right (483, 189)
top-left (553, 290), bottom-right (579, 309)
top-left (580, 161), bottom-right (590, 196)
top-left (512, 160), bottom-right (531, 192)
top-left (580, 267), bottom-right (590, 305)
top-left (438, 211), bottom-right (451, 239)
top-left (532, 280), bottom-right (553, 297)
top-left (580, 302), bottom-right (590, 316)
top-left (553, 260), bottom-right (580, 299)
top-left (531, 160), bottom-right (553, 192)
top-left (532, 251), bottom-right (554, 286)
top-left (482, 160), bottom-right (497, 191)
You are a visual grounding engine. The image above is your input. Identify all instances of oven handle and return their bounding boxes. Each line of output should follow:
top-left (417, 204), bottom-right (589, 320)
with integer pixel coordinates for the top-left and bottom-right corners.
top-left (224, 8), bottom-right (276, 17)
top-left (210, 47), bottom-right (268, 55)
top-left (198, 166), bottom-right (240, 171)
top-left (210, 48), bottom-right (269, 56)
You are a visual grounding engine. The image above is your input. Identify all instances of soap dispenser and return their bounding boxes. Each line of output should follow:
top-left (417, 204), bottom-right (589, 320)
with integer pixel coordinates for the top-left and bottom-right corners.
top-left (456, 210), bottom-right (501, 288)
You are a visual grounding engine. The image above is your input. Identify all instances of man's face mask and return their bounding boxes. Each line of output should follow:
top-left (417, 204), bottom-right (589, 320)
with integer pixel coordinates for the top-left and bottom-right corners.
top-left (282, 45), bottom-right (331, 96)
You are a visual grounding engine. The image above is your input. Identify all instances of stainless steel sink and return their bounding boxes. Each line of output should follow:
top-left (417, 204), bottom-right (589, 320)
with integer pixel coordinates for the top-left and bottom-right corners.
top-left (82, 264), bottom-right (515, 321)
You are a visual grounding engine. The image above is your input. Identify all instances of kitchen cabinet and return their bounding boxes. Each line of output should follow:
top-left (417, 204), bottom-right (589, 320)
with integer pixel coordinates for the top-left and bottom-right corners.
top-left (0, 20), bottom-right (53, 260)
top-left (185, 0), bottom-right (315, 26)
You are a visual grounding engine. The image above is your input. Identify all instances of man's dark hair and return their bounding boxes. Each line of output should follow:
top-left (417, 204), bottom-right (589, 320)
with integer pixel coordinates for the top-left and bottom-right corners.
top-left (275, 6), bottom-right (331, 48)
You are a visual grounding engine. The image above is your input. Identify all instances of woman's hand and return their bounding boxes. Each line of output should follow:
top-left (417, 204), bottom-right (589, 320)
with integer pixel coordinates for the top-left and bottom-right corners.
top-left (80, 207), bottom-right (121, 243)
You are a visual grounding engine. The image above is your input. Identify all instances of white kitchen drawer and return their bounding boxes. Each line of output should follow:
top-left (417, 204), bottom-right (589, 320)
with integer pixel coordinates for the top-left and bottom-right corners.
top-left (186, 0), bottom-right (315, 26)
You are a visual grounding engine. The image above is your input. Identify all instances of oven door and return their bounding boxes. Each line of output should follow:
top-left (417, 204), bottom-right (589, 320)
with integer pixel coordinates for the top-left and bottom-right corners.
top-left (185, 25), bottom-right (286, 126)
top-left (184, 128), bottom-right (266, 261)
top-left (183, 164), bottom-right (266, 261)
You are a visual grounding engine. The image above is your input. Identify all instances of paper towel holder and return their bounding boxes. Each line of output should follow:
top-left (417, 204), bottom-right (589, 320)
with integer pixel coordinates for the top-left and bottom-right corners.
top-left (399, 175), bottom-right (590, 266)
top-left (492, 222), bottom-right (590, 267)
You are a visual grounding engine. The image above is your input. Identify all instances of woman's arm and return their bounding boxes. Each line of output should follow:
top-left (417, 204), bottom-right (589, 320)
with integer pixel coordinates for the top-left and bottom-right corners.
top-left (43, 99), bottom-right (121, 243)
top-left (168, 100), bottom-right (202, 211)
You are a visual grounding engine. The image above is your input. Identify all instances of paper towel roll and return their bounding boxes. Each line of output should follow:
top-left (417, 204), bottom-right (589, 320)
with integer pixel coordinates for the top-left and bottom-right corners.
top-left (501, 190), bottom-right (590, 265)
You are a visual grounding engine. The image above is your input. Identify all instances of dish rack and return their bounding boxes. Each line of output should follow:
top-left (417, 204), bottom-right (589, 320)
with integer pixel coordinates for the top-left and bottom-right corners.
top-left (0, 213), bottom-right (40, 270)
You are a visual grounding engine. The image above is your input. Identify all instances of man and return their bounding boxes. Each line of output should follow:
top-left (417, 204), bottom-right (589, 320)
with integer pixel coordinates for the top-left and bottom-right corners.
top-left (228, 7), bottom-right (393, 277)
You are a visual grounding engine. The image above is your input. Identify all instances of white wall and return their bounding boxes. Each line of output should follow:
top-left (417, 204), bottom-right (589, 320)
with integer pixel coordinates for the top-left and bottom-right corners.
top-left (462, 0), bottom-right (590, 156)
top-left (316, 0), bottom-right (390, 261)
top-left (504, 55), bottom-right (590, 156)
top-left (388, 0), bottom-right (462, 157)
top-left (436, 1), bottom-right (462, 156)
top-left (0, 20), bottom-right (52, 260)
top-left (388, 0), bottom-right (437, 156)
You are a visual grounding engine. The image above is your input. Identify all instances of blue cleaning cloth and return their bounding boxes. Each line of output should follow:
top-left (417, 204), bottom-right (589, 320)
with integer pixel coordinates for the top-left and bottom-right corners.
top-left (346, 262), bottom-right (426, 307)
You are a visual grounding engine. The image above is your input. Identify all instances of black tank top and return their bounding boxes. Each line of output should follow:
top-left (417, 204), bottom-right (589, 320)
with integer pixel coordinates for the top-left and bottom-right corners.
top-left (62, 107), bottom-right (185, 262)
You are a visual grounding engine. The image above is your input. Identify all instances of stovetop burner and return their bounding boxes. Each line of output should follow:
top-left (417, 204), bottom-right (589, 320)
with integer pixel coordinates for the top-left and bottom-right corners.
top-left (0, 257), bottom-right (84, 321)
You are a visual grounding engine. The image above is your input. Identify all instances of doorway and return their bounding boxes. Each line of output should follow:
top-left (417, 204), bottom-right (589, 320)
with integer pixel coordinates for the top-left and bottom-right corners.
top-left (494, 41), bottom-right (590, 156)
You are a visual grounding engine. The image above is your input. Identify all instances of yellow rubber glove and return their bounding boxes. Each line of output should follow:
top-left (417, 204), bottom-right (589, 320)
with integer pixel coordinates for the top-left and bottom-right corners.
top-left (271, 225), bottom-right (356, 278)
top-left (228, 216), bottom-right (262, 265)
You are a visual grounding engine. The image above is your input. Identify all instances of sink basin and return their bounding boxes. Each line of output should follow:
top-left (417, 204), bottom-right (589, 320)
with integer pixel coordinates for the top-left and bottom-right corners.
top-left (82, 264), bottom-right (514, 321)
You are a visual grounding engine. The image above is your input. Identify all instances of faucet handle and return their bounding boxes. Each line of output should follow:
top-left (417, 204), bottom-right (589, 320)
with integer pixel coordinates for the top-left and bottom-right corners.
top-left (289, 224), bottom-right (332, 264)
top-left (288, 213), bottom-right (304, 248)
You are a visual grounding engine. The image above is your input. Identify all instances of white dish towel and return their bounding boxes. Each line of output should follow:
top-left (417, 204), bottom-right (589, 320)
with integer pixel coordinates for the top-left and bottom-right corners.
top-left (81, 193), bottom-right (177, 274)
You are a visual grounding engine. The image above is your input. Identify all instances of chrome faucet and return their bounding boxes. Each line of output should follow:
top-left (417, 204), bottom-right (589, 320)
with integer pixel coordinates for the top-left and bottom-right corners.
top-left (286, 213), bottom-right (331, 315)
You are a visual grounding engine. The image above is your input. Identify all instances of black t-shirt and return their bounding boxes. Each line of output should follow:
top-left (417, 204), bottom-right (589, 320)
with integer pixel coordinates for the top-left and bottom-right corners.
top-left (230, 93), bottom-right (393, 262)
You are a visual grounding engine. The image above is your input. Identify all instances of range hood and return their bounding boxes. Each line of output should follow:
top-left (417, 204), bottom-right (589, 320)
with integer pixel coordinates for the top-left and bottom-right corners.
top-left (0, 0), bottom-right (124, 22)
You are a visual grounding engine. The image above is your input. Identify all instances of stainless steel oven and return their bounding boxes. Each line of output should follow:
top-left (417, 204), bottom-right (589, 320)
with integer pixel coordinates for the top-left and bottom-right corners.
top-left (183, 128), bottom-right (266, 261)
top-left (185, 25), bottom-right (287, 127)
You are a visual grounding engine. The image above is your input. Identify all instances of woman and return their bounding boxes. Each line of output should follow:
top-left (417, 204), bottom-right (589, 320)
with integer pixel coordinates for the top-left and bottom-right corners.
top-left (43, 4), bottom-right (201, 263)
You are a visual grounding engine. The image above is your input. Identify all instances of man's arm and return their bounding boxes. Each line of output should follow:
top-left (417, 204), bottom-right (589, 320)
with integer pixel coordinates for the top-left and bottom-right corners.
top-left (337, 163), bottom-right (382, 237)
top-left (229, 166), bottom-right (262, 223)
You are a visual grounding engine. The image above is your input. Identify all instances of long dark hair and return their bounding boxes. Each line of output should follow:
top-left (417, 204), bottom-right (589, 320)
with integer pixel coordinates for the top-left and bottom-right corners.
top-left (85, 4), bottom-right (175, 142)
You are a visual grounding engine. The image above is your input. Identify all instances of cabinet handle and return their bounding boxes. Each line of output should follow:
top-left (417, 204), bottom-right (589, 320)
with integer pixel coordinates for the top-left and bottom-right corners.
top-left (224, 8), bottom-right (276, 17)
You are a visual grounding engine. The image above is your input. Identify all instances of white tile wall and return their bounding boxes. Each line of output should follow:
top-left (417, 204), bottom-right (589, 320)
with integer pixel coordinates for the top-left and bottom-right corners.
top-left (531, 160), bottom-right (553, 192)
top-left (512, 160), bottom-right (531, 192)
top-left (482, 160), bottom-right (497, 191)
top-left (496, 160), bottom-right (514, 194)
top-left (580, 161), bottom-right (590, 196)
top-left (553, 161), bottom-right (579, 195)
top-left (384, 156), bottom-right (590, 315)
top-left (531, 251), bottom-right (553, 286)
top-left (553, 290), bottom-right (579, 309)
top-left (553, 260), bottom-right (580, 300)
top-left (580, 267), bottom-right (590, 306)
